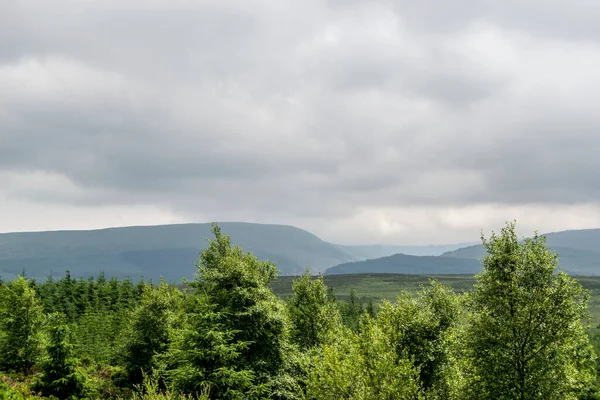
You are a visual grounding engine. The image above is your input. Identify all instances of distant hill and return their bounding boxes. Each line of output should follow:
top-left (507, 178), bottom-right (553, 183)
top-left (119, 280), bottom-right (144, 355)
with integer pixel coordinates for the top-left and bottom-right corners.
top-left (0, 222), bottom-right (470, 282)
top-left (325, 254), bottom-right (482, 275)
top-left (326, 229), bottom-right (600, 276)
top-left (336, 242), bottom-right (477, 259)
top-left (6, 223), bottom-right (596, 282)
top-left (441, 229), bottom-right (600, 275)
top-left (0, 223), bottom-right (355, 281)
top-left (441, 245), bottom-right (486, 260)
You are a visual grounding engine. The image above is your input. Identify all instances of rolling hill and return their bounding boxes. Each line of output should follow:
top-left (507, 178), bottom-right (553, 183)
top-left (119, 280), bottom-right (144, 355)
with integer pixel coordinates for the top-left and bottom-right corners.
top-left (0, 222), bottom-right (470, 282)
top-left (324, 254), bottom-right (482, 275)
top-left (325, 229), bottom-right (600, 276)
top-left (442, 229), bottom-right (600, 275)
top-left (0, 223), bottom-right (351, 281)
top-left (5, 223), bottom-right (597, 282)
top-left (337, 242), bottom-right (477, 259)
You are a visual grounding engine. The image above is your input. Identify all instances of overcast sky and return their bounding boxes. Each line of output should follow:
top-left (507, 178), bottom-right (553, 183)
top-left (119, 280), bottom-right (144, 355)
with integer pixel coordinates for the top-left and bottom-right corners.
top-left (2, 0), bottom-right (600, 245)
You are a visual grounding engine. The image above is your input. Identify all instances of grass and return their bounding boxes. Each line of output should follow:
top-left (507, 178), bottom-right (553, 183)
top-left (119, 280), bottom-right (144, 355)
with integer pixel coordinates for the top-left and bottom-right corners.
top-left (271, 273), bottom-right (600, 328)
top-left (271, 273), bottom-right (475, 301)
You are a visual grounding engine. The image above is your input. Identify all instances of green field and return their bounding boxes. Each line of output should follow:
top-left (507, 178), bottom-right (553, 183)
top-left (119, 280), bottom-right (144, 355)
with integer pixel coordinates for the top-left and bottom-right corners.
top-left (271, 273), bottom-right (600, 328)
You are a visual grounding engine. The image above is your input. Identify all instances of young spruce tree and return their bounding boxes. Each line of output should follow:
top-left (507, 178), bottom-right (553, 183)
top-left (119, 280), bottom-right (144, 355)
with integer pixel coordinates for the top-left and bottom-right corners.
top-left (168, 224), bottom-right (290, 399)
top-left (35, 313), bottom-right (87, 399)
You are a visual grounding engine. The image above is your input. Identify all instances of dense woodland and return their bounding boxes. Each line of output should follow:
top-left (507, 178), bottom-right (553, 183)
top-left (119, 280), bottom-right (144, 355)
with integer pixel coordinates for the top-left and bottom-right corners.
top-left (1, 222), bottom-right (599, 399)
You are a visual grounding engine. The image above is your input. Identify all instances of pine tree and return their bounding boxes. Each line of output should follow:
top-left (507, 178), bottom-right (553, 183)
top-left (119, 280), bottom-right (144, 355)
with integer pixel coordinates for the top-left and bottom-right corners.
top-left (169, 223), bottom-right (289, 399)
top-left (37, 274), bottom-right (58, 314)
top-left (342, 289), bottom-right (363, 330)
top-left (36, 313), bottom-right (87, 399)
top-left (57, 271), bottom-right (77, 321)
top-left (365, 298), bottom-right (376, 317)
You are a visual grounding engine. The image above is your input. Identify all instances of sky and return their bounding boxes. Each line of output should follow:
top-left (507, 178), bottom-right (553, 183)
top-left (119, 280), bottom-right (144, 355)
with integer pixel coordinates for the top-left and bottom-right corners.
top-left (2, 0), bottom-right (600, 245)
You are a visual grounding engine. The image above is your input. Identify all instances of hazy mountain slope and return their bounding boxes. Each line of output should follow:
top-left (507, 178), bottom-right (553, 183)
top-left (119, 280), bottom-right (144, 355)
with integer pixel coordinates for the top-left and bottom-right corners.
top-left (326, 228), bottom-right (600, 276)
top-left (441, 244), bottom-right (487, 260)
top-left (325, 253), bottom-right (482, 275)
top-left (0, 222), bottom-right (358, 280)
top-left (442, 229), bottom-right (600, 275)
top-left (337, 242), bottom-right (478, 259)
top-left (544, 229), bottom-right (600, 252)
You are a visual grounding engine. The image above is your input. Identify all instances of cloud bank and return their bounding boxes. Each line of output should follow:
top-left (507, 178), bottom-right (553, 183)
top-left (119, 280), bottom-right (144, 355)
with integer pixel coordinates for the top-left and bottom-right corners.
top-left (2, 0), bottom-right (600, 244)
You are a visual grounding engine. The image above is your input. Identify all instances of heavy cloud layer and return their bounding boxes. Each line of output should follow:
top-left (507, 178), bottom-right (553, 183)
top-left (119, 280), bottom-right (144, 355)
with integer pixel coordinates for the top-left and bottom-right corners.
top-left (2, 0), bottom-right (600, 244)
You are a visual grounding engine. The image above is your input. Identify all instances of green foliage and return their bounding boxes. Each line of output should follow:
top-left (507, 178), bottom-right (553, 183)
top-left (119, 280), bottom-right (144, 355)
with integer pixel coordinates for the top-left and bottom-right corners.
top-left (464, 221), bottom-right (597, 400)
top-left (35, 313), bottom-right (87, 399)
top-left (119, 281), bottom-right (182, 383)
top-left (303, 322), bottom-right (422, 399)
top-left (0, 276), bottom-right (44, 372)
top-left (341, 289), bottom-right (364, 331)
top-left (287, 269), bottom-right (341, 350)
top-left (168, 223), bottom-right (290, 399)
top-left (375, 280), bottom-right (461, 398)
top-left (124, 372), bottom-right (207, 400)
top-left (74, 311), bottom-right (122, 364)
top-left (32, 273), bottom-right (143, 365)
top-left (168, 298), bottom-right (260, 399)
top-left (0, 378), bottom-right (40, 399)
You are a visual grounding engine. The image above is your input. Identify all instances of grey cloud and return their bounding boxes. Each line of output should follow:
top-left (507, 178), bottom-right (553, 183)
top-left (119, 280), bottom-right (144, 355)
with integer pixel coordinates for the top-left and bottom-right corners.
top-left (2, 0), bottom-right (600, 241)
top-left (391, 0), bottom-right (600, 42)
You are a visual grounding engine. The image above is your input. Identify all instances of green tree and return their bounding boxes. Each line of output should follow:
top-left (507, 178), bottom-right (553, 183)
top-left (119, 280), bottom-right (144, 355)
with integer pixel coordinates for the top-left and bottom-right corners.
top-left (35, 313), bottom-right (87, 399)
top-left (120, 280), bottom-right (183, 383)
top-left (56, 270), bottom-right (77, 321)
top-left (342, 289), bottom-right (363, 331)
top-left (287, 269), bottom-right (341, 350)
top-left (0, 275), bottom-right (44, 372)
top-left (464, 221), bottom-right (596, 400)
top-left (304, 321), bottom-right (422, 400)
top-left (169, 298), bottom-right (260, 399)
top-left (74, 311), bottom-right (117, 364)
top-left (118, 277), bottom-right (136, 310)
top-left (37, 274), bottom-right (58, 314)
top-left (168, 224), bottom-right (290, 399)
top-left (365, 298), bottom-right (376, 317)
top-left (376, 281), bottom-right (461, 398)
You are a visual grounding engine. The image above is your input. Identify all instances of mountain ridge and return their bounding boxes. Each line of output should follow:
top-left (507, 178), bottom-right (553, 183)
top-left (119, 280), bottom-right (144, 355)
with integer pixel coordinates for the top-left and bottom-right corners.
top-left (327, 229), bottom-right (600, 276)
top-left (0, 222), bottom-right (470, 281)
top-left (4, 223), bottom-right (599, 281)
